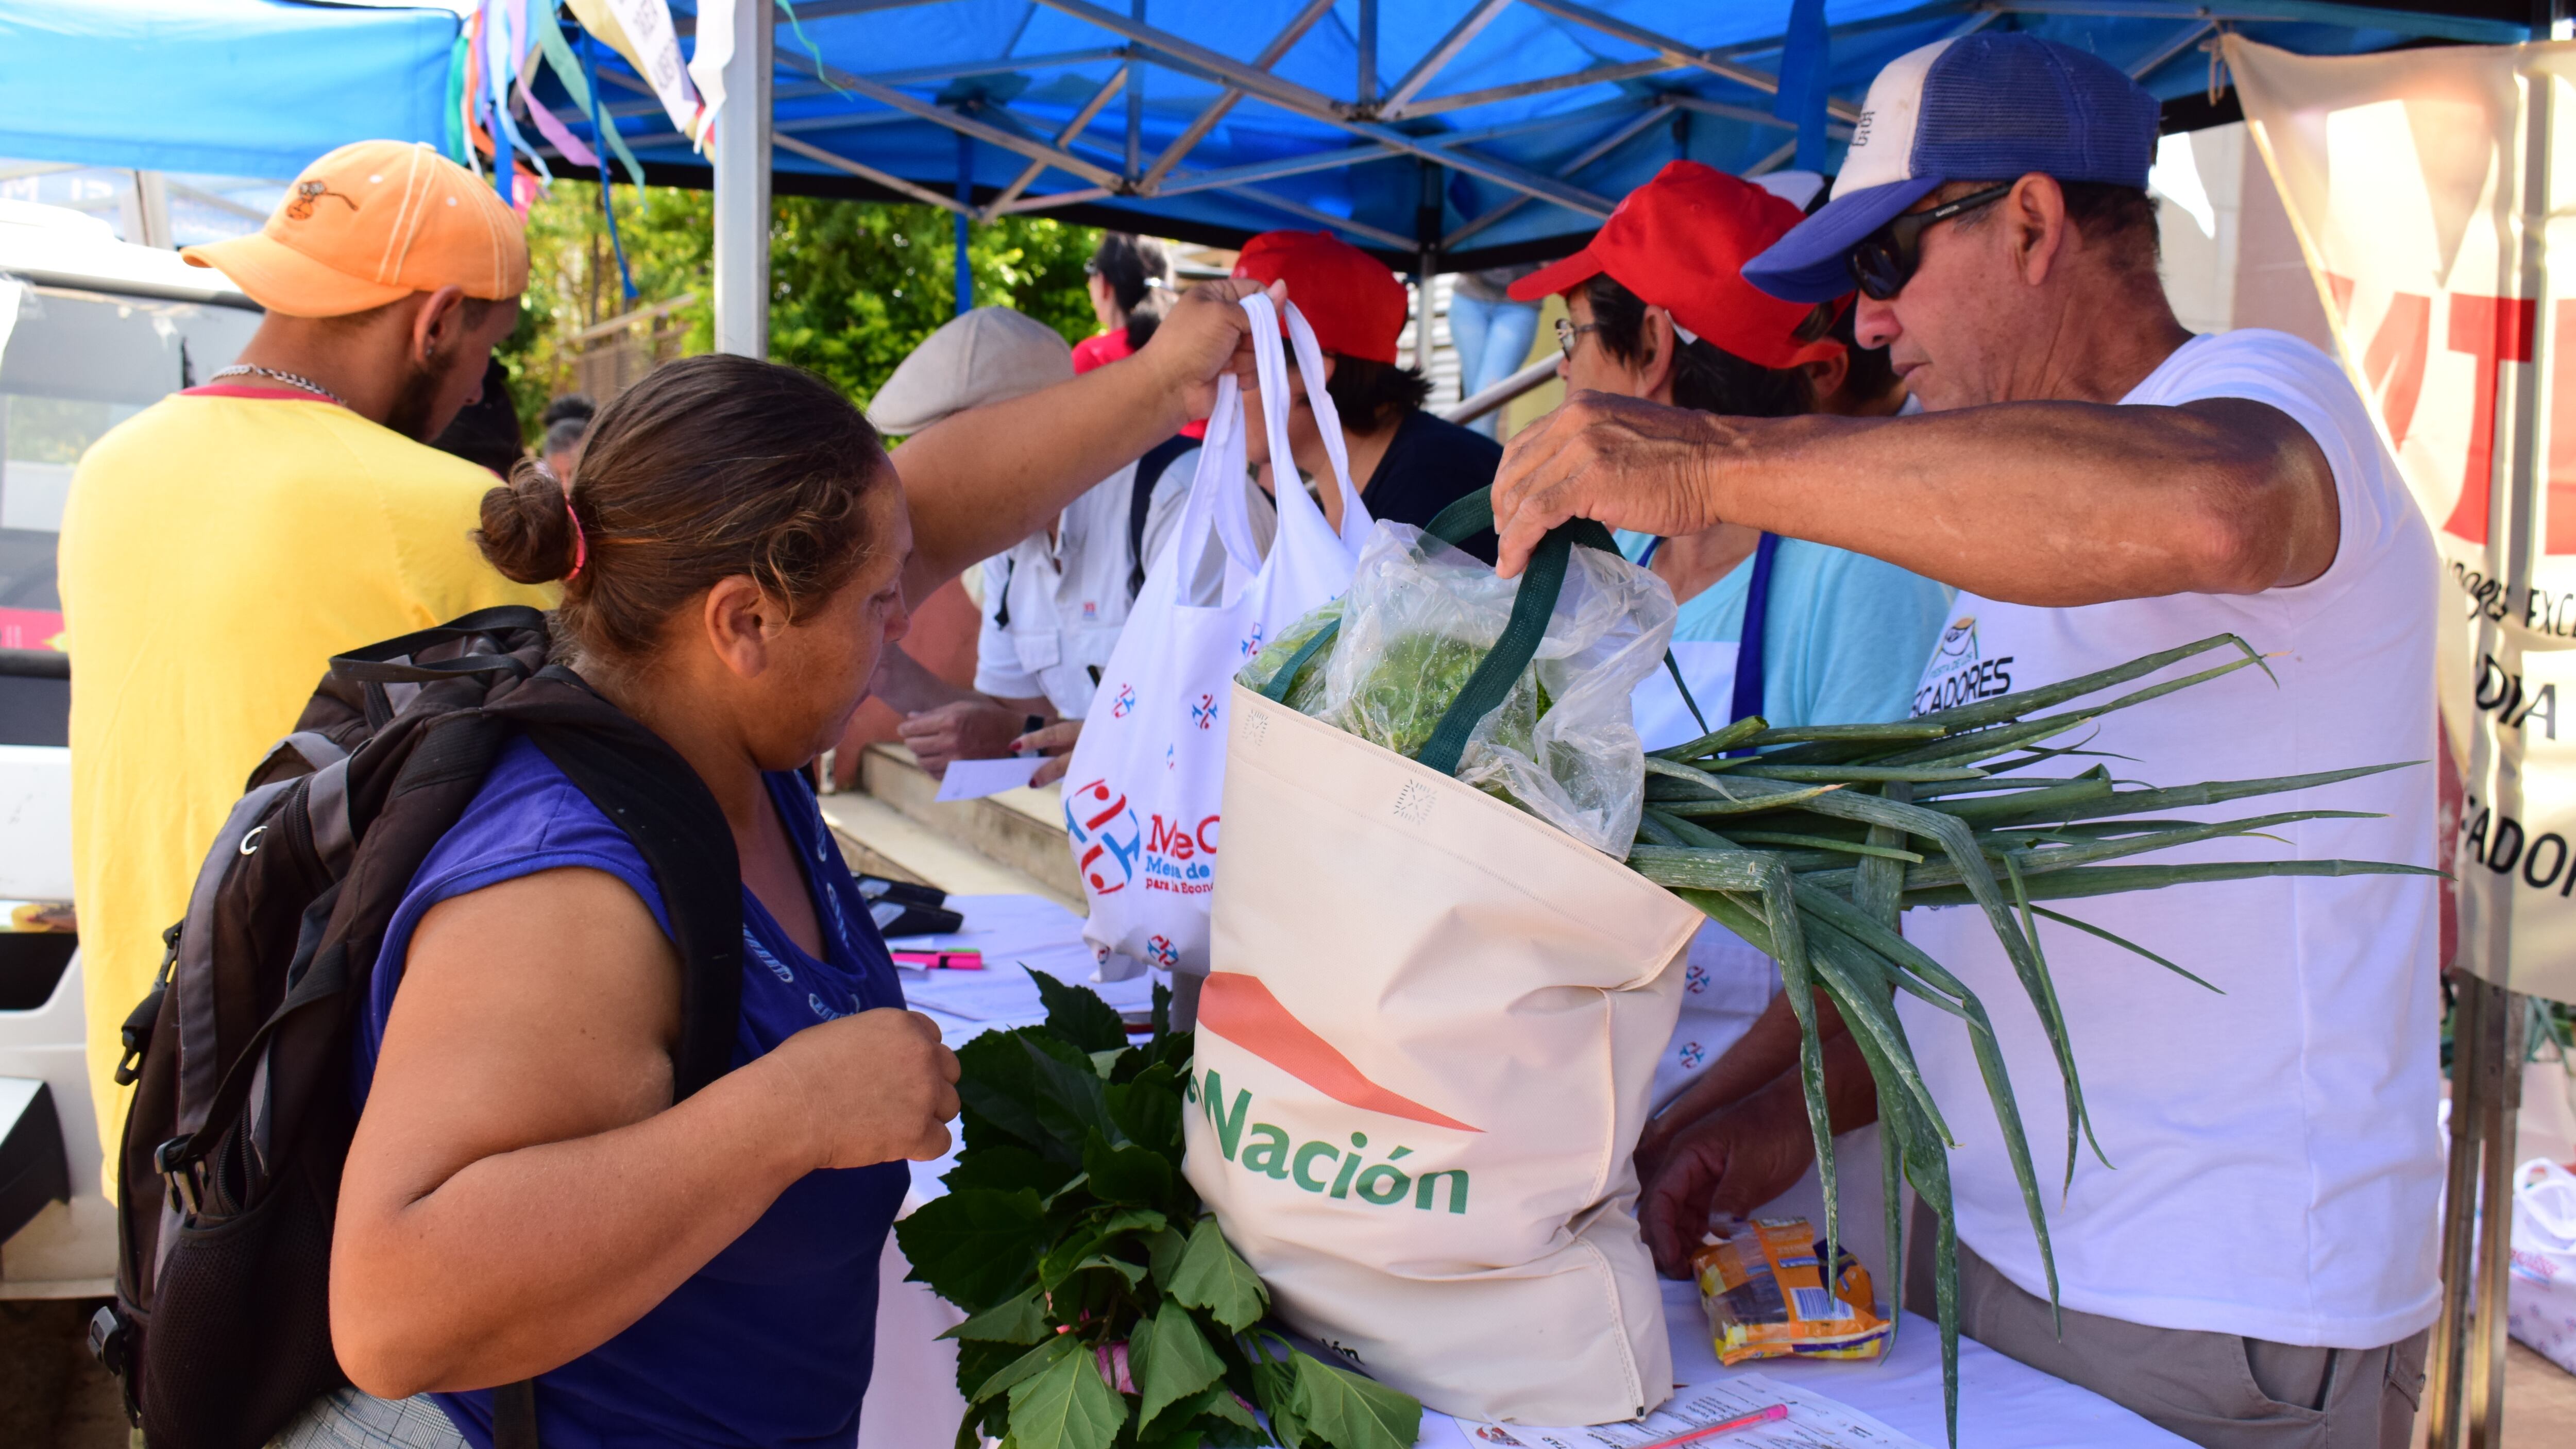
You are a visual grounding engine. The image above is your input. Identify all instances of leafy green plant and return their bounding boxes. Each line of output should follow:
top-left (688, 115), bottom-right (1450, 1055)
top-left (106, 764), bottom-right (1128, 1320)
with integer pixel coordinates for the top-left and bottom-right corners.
top-left (895, 971), bottom-right (1421, 1449)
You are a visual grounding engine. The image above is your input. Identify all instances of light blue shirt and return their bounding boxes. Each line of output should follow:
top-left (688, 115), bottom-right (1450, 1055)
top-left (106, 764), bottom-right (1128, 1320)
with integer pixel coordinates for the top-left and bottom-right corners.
top-left (1617, 531), bottom-right (1955, 730)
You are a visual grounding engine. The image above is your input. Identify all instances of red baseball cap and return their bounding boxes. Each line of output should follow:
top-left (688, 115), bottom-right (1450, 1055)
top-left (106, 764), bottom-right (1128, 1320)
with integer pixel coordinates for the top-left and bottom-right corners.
top-left (1510, 161), bottom-right (1845, 370)
top-left (1231, 230), bottom-right (1408, 365)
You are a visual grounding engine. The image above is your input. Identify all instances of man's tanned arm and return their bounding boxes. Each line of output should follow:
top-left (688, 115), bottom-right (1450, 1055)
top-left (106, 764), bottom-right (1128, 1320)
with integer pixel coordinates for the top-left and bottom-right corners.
top-left (1490, 393), bottom-right (2340, 605)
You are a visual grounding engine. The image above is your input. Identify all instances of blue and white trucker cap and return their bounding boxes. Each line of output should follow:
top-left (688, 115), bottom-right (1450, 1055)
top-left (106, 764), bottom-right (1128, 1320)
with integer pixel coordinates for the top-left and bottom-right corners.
top-left (1742, 33), bottom-right (2161, 303)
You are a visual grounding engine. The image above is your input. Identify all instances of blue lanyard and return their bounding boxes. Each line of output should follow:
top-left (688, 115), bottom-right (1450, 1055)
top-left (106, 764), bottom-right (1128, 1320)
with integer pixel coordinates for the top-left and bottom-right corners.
top-left (1731, 532), bottom-right (1781, 726)
top-left (1641, 532), bottom-right (1780, 740)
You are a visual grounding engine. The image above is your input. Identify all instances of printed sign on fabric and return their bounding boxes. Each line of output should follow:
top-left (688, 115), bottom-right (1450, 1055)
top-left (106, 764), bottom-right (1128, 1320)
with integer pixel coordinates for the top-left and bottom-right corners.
top-left (2231, 35), bottom-right (2576, 998)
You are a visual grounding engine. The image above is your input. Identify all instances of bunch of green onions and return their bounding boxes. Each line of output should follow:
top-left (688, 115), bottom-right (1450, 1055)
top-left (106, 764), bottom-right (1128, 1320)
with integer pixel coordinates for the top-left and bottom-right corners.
top-left (1626, 634), bottom-right (2432, 1444)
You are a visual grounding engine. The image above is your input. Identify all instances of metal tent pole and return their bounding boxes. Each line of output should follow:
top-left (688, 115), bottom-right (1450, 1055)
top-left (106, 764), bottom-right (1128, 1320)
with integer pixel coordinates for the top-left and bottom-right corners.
top-left (955, 131), bottom-right (975, 316)
top-left (2429, 9), bottom-right (2557, 1440)
top-left (1413, 160), bottom-right (1442, 373)
top-left (711, 0), bottom-right (773, 357)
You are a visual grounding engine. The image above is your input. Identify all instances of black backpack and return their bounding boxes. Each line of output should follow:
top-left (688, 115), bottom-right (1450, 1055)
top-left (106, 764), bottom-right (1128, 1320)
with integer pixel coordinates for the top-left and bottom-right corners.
top-left (92, 605), bottom-right (746, 1449)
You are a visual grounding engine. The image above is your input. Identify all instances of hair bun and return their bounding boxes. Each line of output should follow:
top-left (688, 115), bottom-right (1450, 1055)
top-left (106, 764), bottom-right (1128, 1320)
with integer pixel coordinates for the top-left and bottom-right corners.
top-left (476, 463), bottom-right (580, 584)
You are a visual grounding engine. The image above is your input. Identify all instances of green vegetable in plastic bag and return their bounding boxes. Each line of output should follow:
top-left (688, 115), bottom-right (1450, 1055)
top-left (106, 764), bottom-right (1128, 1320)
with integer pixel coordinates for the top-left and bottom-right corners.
top-left (1240, 600), bottom-right (1342, 715)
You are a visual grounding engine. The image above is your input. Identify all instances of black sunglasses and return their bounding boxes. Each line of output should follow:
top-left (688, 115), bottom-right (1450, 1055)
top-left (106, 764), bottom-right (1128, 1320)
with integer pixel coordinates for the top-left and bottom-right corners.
top-left (1848, 183), bottom-right (2015, 301)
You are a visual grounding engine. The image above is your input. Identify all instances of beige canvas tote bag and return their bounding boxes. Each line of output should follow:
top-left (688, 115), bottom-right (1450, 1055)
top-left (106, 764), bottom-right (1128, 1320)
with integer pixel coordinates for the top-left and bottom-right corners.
top-left (1181, 513), bottom-right (1702, 1425)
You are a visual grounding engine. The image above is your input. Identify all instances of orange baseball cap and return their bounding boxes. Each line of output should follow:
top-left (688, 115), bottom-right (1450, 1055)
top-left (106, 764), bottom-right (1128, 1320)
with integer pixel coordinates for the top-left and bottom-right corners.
top-left (1510, 161), bottom-right (1845, 370)
top-left (182, 141), bottom-right (529, 317)
top-left (1231, 230), bottom-right (1409, 365)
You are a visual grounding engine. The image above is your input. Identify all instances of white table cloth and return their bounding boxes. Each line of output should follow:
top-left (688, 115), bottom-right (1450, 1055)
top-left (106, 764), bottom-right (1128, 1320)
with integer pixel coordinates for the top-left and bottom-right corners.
top-left (860, 896), bottom-right (2189, 1449)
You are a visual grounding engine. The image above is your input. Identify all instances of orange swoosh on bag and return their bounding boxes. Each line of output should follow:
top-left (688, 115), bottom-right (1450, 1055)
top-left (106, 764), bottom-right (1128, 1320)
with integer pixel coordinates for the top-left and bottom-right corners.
top-left (1197, 973), bottom-right (1480, 1133)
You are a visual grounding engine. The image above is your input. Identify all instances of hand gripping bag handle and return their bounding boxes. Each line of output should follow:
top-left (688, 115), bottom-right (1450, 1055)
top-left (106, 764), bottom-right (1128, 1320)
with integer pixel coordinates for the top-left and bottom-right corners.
top-left (1190, 293), bottom-right (1372, 583)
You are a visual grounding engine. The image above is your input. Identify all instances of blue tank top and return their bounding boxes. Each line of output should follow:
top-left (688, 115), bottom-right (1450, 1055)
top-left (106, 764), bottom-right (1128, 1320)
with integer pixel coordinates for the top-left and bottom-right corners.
top-left (354, 736), bottom-right (911, 1449)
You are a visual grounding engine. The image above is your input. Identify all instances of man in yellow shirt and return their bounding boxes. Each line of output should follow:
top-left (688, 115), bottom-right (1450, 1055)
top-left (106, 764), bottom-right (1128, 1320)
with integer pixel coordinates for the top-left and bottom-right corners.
top-left (58, 141), bottom-right (550, 1180)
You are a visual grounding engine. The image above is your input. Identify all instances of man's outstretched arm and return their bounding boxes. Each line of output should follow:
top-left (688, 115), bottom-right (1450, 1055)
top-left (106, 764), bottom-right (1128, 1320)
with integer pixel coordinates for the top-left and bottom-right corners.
top-left (1489, 393), bottom-right (2341, 606)
top-left (894, 279), bottom-right (1280, 600)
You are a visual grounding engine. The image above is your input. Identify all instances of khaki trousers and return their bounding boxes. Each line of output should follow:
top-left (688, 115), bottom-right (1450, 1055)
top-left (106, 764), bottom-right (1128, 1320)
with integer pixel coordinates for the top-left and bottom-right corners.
top-left (1904, 1202), bottom-right (2428, 1449)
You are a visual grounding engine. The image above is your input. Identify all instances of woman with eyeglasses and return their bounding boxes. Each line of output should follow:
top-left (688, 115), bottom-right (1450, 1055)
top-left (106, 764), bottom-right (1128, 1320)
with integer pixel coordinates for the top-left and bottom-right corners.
top-left (1509, 161), bottom-right (1953, 1265)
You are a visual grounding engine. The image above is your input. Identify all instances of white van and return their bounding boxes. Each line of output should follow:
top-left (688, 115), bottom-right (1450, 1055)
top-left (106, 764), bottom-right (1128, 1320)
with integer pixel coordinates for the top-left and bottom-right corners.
top-left (0, 201), bottom-right (260, 1298)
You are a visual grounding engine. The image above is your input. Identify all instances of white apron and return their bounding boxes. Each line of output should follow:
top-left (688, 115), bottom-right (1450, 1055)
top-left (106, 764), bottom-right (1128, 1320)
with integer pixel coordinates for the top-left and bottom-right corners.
top-left (1629, 544), bottom-right (1784, 1114)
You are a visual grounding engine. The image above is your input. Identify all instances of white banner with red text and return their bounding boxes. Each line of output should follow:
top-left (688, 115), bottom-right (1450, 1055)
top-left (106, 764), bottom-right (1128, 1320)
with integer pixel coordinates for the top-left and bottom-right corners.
top-left (2231, 35), bottom-right (2576, 1002)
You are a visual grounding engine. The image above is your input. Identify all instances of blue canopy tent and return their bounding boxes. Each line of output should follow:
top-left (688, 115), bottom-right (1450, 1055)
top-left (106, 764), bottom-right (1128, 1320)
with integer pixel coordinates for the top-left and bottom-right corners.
top-left (0, 0), bottom-right (460, 180)
top-left (549, 0), bottom-right (2532, 274)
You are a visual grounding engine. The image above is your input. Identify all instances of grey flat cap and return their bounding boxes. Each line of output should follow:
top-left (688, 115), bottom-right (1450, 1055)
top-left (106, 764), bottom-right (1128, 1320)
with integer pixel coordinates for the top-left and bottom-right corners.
top-left (866, 305), bottom-right (1075, 435)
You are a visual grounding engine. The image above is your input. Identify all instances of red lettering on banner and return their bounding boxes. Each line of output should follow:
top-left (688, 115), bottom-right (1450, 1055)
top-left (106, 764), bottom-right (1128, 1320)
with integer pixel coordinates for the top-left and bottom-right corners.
top-left (2361, 292), bottom-right (2432, 446)
top-left (2440, 294), bottom-right (2536, 544)
top-left (2551, 300), bottom-right (2576, 554)
top-left (1148, 814), bottom-right (1194, 860)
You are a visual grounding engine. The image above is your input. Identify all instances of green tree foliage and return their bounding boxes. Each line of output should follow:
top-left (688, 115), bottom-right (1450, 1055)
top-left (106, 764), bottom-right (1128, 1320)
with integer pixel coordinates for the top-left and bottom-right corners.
top-left (498, 179), bottom-right (1100, 439)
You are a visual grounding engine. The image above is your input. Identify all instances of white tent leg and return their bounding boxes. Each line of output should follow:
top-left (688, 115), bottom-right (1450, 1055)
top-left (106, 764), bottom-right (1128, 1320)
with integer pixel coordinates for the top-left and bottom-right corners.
top-left (713, 0), bottom-right (773, 359)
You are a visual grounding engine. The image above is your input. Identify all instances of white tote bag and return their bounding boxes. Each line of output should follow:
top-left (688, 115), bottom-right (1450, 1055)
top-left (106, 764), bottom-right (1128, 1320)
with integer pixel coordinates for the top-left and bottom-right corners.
top-left (1183, 524), bottom-right (1702, 1425)
top-left (1067, 295), bottom-right (1372, 980)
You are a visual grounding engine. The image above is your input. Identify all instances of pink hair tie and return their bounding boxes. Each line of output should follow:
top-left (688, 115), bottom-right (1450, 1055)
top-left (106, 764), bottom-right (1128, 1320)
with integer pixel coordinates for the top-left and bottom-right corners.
top-left (564, 499), bottom-right (588, 582)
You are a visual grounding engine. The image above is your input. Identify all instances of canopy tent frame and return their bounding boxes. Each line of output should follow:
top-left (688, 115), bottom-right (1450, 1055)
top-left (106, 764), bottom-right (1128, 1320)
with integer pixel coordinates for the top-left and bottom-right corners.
top-left (526, 0), bottom-right (2533, 312)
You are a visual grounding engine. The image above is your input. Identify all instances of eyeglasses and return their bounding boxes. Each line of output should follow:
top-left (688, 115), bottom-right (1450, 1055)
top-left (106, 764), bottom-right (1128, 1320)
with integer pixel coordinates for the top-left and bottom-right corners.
top-left (1554, 317), bottom-right (1605, 360)
top-left (1847, 183), bottom-right (2015, 301)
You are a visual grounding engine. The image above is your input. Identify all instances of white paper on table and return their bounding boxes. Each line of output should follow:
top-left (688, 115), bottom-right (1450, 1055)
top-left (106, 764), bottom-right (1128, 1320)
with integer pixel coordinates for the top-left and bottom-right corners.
top-left (894, 895), bottom-right (1157, 1023)
top-left (1446, 1372), bottom-right (1927, 1449)
top-left (933, 755), bottom-right (1046, 802)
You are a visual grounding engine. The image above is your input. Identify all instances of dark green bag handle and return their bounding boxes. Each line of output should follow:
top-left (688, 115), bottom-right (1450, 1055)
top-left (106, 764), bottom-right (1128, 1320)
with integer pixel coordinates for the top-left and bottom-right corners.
top-left (1252, 486), bottom-right (1705, 778)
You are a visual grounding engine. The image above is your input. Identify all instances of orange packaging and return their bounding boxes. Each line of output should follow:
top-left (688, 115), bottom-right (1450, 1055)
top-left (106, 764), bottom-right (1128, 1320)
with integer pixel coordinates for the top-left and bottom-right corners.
top-left (1690, 1216), bottom-right (1890, 1366)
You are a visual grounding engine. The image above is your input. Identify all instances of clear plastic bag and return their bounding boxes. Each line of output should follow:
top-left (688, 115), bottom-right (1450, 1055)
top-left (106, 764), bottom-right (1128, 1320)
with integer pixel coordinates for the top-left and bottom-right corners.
top-left (1240, 598), bottom-right (1341, 717)
top-left (1245, 523), bottom-right (1672, 854)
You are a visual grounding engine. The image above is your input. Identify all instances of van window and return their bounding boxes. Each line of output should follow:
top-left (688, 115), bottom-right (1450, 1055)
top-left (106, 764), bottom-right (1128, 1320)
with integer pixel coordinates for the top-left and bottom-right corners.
top-left (0, 281), bottom-right (262, 648)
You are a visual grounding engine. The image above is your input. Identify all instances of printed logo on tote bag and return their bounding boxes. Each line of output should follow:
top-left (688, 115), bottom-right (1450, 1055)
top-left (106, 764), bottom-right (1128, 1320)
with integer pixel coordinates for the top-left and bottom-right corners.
top-left (1190, 972), bottom-right (1482, 1214)
top-left (1067, 779), bottom-right (1142, 895)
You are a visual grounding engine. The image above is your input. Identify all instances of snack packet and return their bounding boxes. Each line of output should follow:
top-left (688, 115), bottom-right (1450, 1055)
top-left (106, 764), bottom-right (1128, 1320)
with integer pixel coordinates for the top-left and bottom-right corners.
top-left (1691, 1217), bottom-right (1890, 1366)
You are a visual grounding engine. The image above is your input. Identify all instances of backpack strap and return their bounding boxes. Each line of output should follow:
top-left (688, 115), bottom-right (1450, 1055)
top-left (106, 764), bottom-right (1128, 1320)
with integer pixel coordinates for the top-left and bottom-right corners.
top-left (481, 667), bottom-right (750, 1449)
top-left (1127, 434), bottom-right (1196, 600)
top-left (491, 1378), bottom-right (540, 1449)
top-left (499, 667), bottom-right (744, 1100)
top-left (328, 606), bottom-right (551, 680)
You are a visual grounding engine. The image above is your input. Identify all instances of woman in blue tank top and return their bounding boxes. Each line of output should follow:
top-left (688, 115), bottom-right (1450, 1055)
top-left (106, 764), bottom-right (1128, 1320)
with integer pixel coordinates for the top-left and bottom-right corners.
top-left (280, 356), bottom-right (961, 1448)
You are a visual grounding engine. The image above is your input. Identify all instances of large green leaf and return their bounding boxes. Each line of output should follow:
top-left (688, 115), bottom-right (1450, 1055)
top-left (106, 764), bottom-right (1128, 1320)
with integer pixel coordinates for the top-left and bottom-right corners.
top-left (1133, 1299), bottom-right (1228, 1429)
top-left (1286, 1355), bottom-right (1421, 1449)
top-left (1086, 1129), bottom-right (1178, 1207)
top-left (939, 1284), bottom-right (1051, 1344)
top-left (1108, 1064), bottom-right (1189, 1155)
top-left (946, 1143), bottom-right (1079, 1198)
top-left (1146, 1226), bottom-right (1190, 1289)
top-left (1006, 1342), bottom-right (1130, 1449)
top-left (1165, 1217), bottom-right (1269, 1332)
top-left (1038, 1206), bottom-right (1167, 1291)
top-left (955, 1028), bottom-right (1074, 1162)
top-left (972, 1334), bottom-right (1079, 1402)
top-left (1164, 1384), bottom-right (1267, 1448)
top-left (896, 1188), bottom-right (1047, 1311)
top-left (1027, 967), bottom-right (1134, 1052)
top-left (1022, 1034), bottom-right (1131, 1150)
top-left (958, 1338), bottom-right (1032, 1413)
